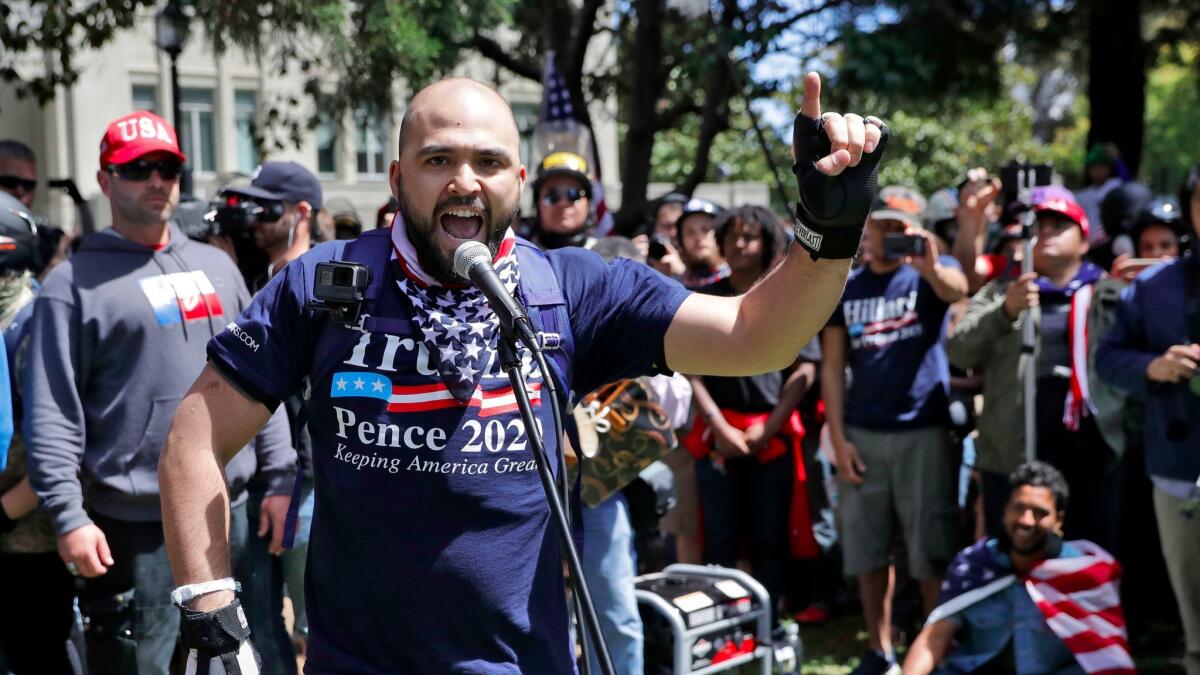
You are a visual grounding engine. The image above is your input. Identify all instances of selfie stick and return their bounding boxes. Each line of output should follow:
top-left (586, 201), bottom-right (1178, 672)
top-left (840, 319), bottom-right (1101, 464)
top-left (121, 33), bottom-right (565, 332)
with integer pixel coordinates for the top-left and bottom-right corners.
top-left (1018, 166), bottom-right (1038, 463)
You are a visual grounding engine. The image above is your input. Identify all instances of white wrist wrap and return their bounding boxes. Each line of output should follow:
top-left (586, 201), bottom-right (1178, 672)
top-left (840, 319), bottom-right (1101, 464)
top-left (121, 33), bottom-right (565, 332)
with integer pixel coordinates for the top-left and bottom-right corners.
top-left (171, 577), bottom-right (240, 607)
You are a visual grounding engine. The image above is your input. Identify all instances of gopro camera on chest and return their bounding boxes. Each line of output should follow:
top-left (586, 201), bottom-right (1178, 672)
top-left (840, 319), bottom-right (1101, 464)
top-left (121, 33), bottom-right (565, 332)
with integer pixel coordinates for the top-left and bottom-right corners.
top-left (310, 261), bottom-right (371, 326)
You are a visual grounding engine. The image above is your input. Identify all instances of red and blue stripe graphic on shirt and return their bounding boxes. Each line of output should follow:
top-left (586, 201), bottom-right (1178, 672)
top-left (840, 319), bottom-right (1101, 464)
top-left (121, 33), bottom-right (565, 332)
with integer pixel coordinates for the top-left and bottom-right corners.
top-left (138, 271), bottom-right (224, 325)
top-left (330, 371), bottom-right (542, 417)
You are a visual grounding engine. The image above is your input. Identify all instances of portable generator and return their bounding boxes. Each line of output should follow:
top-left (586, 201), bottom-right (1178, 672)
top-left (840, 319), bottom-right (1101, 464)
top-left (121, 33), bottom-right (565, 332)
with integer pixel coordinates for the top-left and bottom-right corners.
top-left (635, 564), bottom-right (791, 675)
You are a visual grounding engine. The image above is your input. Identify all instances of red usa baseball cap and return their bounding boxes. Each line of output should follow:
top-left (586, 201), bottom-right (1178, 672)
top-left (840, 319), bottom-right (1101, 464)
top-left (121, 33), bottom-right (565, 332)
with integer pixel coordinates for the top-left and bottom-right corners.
top-left (99, 111), bottom-right (187, 168)
top-left (1033, 189), bottom-right (1090, 240)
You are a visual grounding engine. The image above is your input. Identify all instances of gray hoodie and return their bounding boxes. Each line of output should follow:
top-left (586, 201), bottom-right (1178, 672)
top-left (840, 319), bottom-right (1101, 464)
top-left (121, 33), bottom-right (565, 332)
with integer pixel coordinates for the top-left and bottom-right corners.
top-left (24, 223), bottom-right (295, 535)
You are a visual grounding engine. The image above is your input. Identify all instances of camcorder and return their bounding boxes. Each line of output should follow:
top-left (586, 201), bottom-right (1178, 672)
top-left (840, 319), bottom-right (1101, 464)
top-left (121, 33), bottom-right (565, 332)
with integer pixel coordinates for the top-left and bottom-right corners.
top-left (882, 233), bottom-right (926, 260)
top-left (309, 261), bottom-right (371, 326)
top-left (177, 192), bottom-right (287, 243)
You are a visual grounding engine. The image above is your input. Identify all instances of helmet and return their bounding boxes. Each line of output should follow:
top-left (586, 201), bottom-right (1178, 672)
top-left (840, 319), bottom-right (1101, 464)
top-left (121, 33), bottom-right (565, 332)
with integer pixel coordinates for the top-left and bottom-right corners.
top-left (1099, 182), bottom-right (1152, 238)
top-left (0, 191), bottom-right (43, 274)
top-left (532, 152), bottom-right (593, 199)
top-left (1131, 196), bottom-right (1187, 242)
top-left (678, 198), bottom-right (722, 223)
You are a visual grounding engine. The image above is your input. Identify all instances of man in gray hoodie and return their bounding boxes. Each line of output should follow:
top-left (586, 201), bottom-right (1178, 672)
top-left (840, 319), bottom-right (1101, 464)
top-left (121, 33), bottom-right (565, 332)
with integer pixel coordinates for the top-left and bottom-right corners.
top-left (23, 110), bottom-right (295, 675)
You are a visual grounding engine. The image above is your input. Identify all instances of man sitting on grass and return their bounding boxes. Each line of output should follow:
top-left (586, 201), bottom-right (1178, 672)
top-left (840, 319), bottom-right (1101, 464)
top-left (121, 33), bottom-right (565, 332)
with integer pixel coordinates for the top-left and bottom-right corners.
top-left (903, 462), bottom-right (1133, 674)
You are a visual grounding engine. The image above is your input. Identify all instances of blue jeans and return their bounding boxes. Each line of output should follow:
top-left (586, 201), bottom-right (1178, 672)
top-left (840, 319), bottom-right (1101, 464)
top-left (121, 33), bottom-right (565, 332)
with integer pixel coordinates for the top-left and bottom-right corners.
top-left (81, 502), bottom-right (248, 675)
top-left (281, 481), bottom-right (314, 638)
top-left (581, 492), bottom-right (643, 675)
top-left (239, 488), bottom-right (298, 675)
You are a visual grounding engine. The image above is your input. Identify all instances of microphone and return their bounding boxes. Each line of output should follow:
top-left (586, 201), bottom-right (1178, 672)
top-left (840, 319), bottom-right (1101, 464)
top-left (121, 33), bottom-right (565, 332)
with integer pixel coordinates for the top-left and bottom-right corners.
top-left (453, 241), bottom-right (538, 346)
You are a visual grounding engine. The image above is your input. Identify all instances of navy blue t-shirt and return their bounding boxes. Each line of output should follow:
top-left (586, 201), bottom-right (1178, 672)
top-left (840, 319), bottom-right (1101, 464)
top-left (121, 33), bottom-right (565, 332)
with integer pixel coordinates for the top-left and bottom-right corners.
top-left (207, 240), bottom-right (689, 674)
top-left (826, 257), bottom-right (959, 430)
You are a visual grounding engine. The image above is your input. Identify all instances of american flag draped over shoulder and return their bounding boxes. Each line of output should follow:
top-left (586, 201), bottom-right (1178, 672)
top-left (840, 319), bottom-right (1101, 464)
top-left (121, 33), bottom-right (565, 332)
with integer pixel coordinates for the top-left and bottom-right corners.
top-left (1025, 541), bottom-right (1134, 674)
top-left (927, 539), bottom-right (1134, 675)
top-left (540, 52), bottom-right (614, 237)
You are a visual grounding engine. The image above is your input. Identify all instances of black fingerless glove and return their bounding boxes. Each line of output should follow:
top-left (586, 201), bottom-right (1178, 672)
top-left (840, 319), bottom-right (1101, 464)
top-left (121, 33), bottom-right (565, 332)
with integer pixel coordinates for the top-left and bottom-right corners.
top-left (180, 598), bottom-right (262, 674)
top-left (791, 111), bottom-right (889, 259)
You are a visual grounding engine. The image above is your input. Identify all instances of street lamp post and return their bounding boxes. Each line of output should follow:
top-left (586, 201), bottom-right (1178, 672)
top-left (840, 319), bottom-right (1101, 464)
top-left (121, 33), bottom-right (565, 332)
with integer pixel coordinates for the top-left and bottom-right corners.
top-left (156, 1), bottom-right (192, 198)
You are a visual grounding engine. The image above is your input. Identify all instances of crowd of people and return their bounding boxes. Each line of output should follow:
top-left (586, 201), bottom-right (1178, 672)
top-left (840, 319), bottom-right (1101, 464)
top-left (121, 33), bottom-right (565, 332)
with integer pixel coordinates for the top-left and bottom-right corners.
top-left (0, 82), bottom-right (1195, 675)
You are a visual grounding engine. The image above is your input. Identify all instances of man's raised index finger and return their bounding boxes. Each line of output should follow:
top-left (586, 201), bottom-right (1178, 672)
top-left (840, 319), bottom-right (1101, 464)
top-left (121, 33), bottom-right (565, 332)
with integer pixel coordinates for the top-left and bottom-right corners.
top-left (800, 72), bottom-right (821, 120)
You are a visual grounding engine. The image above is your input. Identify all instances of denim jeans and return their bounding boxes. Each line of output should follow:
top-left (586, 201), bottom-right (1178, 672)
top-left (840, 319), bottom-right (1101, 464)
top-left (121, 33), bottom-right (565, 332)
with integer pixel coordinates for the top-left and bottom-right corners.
top-left (581, 492), bottom-right (643, 675)
top-left (82, 502), bottom-right (248, 675)
top-left (281, 481), bottom-right (314, 638)
top-left (239, 487), bottom-right (298, 675)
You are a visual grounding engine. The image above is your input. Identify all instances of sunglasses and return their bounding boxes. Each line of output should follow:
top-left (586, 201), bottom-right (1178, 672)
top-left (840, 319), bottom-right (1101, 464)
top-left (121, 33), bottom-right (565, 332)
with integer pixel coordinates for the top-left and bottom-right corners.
top-left (0, 175), bottom-right (36, 192)
top-left (541, 187), bottom-right (585, 206)
top-left (107, 158), bottom-right (183, 182)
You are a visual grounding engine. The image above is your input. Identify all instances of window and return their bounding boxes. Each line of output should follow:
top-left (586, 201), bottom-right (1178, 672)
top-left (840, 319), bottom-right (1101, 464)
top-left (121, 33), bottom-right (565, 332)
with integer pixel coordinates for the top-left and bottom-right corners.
top-left (316, 116), bottom-right (338, 176)
top-left (512, 102), bottom-right (538, 166)
top-left (131, 84), bottom-right (158, 114)
top-left (356, 111), bottom-right (387, 178)
top-left (179, 88), bottom-right (216, 173)
top-left (234, 90), bottom-right (258, 173)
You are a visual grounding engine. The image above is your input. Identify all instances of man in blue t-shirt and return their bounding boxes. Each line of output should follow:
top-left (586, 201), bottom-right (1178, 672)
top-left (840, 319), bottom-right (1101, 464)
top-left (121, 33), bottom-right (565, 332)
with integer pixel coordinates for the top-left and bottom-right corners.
top-left (821, 186), bottom-right (967, 675)
top-left (158, 74), bottom-right (889, 674)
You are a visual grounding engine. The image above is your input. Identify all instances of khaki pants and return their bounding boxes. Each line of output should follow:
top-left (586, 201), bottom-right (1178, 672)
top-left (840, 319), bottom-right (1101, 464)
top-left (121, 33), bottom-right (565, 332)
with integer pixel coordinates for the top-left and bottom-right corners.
top-left (1154, 487), bottom-right (1200, 675)
top-left (838, 426), bottom-right (958, 579)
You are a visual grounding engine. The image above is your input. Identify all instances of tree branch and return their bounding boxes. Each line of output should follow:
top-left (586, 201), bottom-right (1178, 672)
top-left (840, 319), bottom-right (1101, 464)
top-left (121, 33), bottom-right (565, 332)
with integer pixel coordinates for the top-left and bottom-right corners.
top-left (655, 100), bottom-right (702, 131)
top-left (470, 33), bottom-right (540, 82)
top-left (568, 0), bottom-right (604, 83)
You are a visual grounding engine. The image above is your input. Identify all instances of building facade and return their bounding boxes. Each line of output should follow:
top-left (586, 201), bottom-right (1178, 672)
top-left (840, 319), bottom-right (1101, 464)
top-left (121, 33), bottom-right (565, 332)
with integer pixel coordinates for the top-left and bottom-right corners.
top-left (0, 11), bottom-right (766, 235)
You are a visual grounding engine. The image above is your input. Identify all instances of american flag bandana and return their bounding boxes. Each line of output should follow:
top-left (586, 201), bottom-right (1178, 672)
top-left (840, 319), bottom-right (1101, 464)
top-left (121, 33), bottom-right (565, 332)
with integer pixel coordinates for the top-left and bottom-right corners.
top-left (927, 538), bottom-right (1133, 674)
top-left (390, 214), bottom-right (520, 403)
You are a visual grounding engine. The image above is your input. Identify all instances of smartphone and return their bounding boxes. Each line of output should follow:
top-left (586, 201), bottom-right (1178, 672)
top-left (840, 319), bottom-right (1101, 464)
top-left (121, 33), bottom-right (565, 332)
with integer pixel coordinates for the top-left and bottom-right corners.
top-left (1124, 258), bottom-right (1163, 268)
top-left (999, 161), bottom-right (1053, 209)
top-left (648, 234), bottom-right (672, 261)
top-left (883, 233), bottom-right (927, 261)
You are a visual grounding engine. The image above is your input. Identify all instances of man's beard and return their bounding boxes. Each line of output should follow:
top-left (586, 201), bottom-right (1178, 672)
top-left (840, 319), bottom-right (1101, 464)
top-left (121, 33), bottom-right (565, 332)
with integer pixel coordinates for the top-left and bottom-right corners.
top-left (398, 192), bottom-right (516, 286)
top-left (115, 189), bottom-right (175, 227)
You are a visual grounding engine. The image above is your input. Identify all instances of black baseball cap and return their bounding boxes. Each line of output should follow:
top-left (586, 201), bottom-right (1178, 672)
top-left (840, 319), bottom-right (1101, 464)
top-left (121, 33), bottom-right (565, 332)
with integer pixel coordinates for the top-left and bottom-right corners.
top-left (225, 161), bottom-right (323, 209)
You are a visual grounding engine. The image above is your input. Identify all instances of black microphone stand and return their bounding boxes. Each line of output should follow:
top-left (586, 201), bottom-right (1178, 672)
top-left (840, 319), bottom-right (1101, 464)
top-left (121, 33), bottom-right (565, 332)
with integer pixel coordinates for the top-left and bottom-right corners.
top-left (495, 330), bottom-right (616, 675)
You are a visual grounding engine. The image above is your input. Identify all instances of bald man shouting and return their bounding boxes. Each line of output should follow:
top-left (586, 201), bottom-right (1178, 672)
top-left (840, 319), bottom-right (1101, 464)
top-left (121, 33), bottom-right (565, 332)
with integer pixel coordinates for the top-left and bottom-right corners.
top-left (160, 75), bottom-right (887, 673)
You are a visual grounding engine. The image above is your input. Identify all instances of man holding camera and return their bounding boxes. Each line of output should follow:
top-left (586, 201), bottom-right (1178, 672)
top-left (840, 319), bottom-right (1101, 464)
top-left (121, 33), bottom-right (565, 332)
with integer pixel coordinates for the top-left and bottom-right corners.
top-left (1097, 163), bottom-right (1200, 675)
top-left (23, 111), bottom-right (295, 675)
top-left (821, 185), bottom-right (967, 675)
top-left (226, 161), bottom-right (325, 291)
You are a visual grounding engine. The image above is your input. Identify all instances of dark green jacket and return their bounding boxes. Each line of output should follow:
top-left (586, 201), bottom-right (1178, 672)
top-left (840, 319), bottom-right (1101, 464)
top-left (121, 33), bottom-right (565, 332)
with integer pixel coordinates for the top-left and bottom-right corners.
top-left (946, 276), bottom-right (1127, 474)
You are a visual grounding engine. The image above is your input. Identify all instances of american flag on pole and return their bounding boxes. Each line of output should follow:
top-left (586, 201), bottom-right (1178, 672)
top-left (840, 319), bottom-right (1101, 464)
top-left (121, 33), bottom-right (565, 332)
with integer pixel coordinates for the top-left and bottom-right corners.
top-left (927, 539), bottom-right (1134, 674)
top-left (540, 52), bottom-right (614, 237)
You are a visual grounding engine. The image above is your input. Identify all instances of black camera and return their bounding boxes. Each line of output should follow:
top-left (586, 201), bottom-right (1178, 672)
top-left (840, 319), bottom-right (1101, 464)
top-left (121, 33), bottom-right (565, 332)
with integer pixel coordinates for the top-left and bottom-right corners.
top-left (882, 233), bottom-right (927, 260)
top-left (207, 195), bottom-right (285, 238)
top-left (310, 261), bottom-right (371, 325)
top-left (647, 234), bottom-right (672, 261)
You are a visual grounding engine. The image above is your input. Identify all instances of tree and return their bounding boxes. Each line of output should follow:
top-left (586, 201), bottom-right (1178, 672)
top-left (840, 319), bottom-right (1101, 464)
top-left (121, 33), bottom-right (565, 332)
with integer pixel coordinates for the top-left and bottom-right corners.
top-left (1, 0), bottom-right (512, 150)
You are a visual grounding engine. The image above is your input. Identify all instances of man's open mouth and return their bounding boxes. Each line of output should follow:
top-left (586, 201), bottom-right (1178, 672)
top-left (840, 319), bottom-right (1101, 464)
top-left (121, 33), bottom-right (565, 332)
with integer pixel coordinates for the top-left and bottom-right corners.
top-left (439, 208), bottom-right (484, 240)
